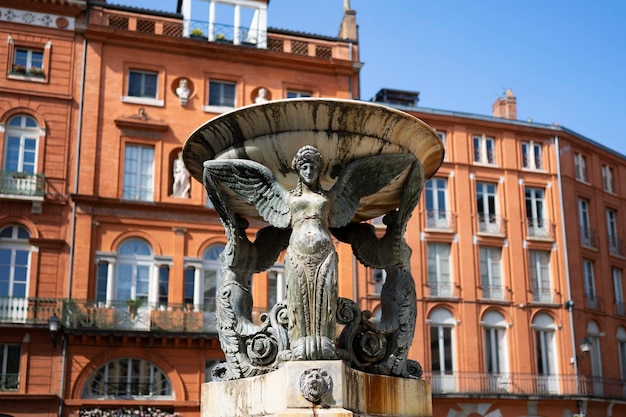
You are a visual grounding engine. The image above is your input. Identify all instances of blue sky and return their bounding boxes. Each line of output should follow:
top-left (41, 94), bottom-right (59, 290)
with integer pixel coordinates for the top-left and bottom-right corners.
top-left (112, 0), bottom-right (626, 156)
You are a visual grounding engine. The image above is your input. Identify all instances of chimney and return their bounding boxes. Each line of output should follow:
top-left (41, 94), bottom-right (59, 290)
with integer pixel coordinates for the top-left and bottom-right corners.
top-left (492, 88), bottom-right (517, 120)
top-left (338, 0), bottom-right (358, 41)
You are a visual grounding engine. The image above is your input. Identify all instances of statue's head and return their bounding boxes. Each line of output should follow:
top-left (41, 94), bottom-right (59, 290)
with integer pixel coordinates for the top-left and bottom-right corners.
top-left (292, 145), bottom-right (322, 171)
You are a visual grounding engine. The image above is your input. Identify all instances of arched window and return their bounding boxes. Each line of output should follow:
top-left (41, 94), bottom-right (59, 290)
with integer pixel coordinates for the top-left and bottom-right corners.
top-left (0, 225), bottom-right (31, 321)
top-left (82, 357), bottom-right (172, 399)
top-left (587, 320), bottom-right (603, 394)
top-left (618, 327), bottom-right (626, 381)
top-left (428, 308), bottom-right (455, 393)
top-left (532, 313), bottom-right (558, 393)
top-left (481, 310), bottom-right (509, 388)
top-left (115, 239), bottom-right (153, 304)
top-left (3, 115), bottom-right (39, 174)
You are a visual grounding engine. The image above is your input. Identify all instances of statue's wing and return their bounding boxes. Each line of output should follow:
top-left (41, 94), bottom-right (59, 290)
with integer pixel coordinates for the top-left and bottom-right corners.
top-left (204, 159), bottom-right (291, 228)
top-left (327, 154), bottom-right (416, 228)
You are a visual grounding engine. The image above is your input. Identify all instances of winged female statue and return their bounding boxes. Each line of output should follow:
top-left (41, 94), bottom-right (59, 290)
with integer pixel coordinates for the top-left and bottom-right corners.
top-left (204, 145), bottom-right (416, 361)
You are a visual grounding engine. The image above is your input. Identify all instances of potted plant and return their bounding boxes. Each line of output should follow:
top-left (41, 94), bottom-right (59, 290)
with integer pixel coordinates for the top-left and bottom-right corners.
top-left (10, 64), bottom-right (26, 75)
top-left (190, 28), bottom-right (206, 40)
top-left (126, 298), bottom-right (142, 318)
top-left (28, 67), bottom-right (45, 78)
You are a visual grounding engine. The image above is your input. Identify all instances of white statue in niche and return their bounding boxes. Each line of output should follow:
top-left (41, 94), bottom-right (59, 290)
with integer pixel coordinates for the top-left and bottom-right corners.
top-left (176, 78), bottom-right (190, 105)
top-left (255, 87), bottom-right (269, 103)
top-left (171, 151), bottom-right (191, 198)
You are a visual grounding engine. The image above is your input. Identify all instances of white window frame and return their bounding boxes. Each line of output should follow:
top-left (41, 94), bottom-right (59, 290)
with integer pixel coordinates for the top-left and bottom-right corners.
top-left (199, 244), bottom-right (225, 312)
top-left (122, 144), bottom-right (155, 202)
top-left (482, 311), bottom-right (509, 392)
top-left (574, 152), bottom-right (588, 182)
top-left (525, 187), bottom-right (548, 238)
top-left (0, 344), bottom-right (21, 391)
top-left (123, 69), bottom-right (163, 106)
top-left (473, 134), bottom-right (496, 165)
top-left (588, 321), bottom-right (603, 395)
top-left (286, 90), bottom-right (312, 98)
top-left (480, 247), bottom-right (503, 300)
top-left (529, 250), bottom-right (551, 303)
top-left (532, 313), bottom-right (558, 394)
top-left (476, 182), bottom-right (499, 234)
top-left (268, 265), bottom-right (286, 307)
top-left (583, 259), bottom-right (597, 309)
top-left (4, 115), bottom-right (40, 174)
top-left (13, 47), bottom-right (44, 71)
top-left (618, 327), bottom-right (626, 381)
top-left (521, 140), bottom-right (543, 170)
top-left (114, 239), bottom-right (154, 305)
top-left (427, 243), bottom-right (453, 297)
top-left (428, 308), bottom-right (456, 393)
top-left (614, 268), bottom-right (625, 315)
top-left (0, 225), bottom-right (31, 322)
top-left (425, 178), bottom-right (450, 229)
top-left (82, 357), bottom-right (173, 399)
top-left (602, 165), bottom-right (615, 193)
top-left (205, 80), bottom-right (236, 112)
top-left (607, 208), bottom-right (620, 255)
top-left (578, 198), bottom-right (593, 247)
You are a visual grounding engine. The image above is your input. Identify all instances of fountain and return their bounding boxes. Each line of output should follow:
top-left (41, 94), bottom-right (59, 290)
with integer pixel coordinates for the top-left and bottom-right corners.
top-left (183, 98), bottom-right (444, 417)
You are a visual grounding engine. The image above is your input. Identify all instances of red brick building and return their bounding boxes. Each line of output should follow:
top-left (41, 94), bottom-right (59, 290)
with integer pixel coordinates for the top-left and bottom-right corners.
top-left (1, 1), bottom-right (624, 417)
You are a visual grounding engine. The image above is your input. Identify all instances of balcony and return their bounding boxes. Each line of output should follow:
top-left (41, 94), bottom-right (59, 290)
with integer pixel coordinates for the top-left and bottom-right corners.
top-left (477, 214), bottom-right (506, 235)
top-left (481, 285), bottom-right (505, 301)
top-left (98, 9), bottom-right (351, 61)
top-left (585, 293), bottom-right (603, 311)
top-left (530, 287), bottom-right (555, 304)
top-left (427, 283), bottom-right (457, 299)
top-left (0, 373), bottom-right (19, 392)
top-left (580, 227), bottom-right (598, 249)
top-left (425, 210), bottom-right (456, 232)
top-left (609, 236), bottom-right (625, 257)
top-left (0, 171), bottom-right (45, 199)
top-left (0, 297), bottom-right (216, 334)
top-left (526, 218), bottom-right (555, 240)
top-left (616, 301), bottom-right (626, 316)
top-left (423, 371), bottom-right (615, 398)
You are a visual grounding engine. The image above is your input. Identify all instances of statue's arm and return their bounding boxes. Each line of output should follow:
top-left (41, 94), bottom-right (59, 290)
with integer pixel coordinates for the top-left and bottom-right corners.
top-left (327, 153), bottom-right (416, 228)
top-left (204, 159), bottom-right (291, 228)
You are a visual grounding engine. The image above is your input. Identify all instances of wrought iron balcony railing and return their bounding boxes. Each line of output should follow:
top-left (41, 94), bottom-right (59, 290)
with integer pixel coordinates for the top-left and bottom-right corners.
top-left (477, 214), bottom-right (506, 235)
top-left (425, 210), bottom-right (456, 231)
top-left (422, 371), bottom-right (623, 398)
top-left (0, 297), bottom-right (217, 334)
top-left (427, 283), bottom-right (456, 298)
top-left (0, 171), bottom-right (45, 198)
top-left (526, 218), bottom-right (555, 240)
top-left (0, 373), bottom-right (19, 391)
top-left (609, 236), bottom-right (626, 257)
top-left (530, 287), bottom-right (555, 304)
top-left (580, 226), bottom-right (598, 249)
top-left (585, 293), bottom-right (604, 311)
top-left (480, 284), bottom-right (505, 301)
top-left (616, 301), bottom-right (626, 316)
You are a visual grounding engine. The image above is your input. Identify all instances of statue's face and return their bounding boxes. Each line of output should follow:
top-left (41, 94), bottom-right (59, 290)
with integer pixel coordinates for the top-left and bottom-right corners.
top-left (298, 162), bottom-right (319, 186)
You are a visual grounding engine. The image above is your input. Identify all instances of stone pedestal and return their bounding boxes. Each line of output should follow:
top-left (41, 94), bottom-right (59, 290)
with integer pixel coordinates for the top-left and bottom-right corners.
top-left (201, 360), bottom-right (431, 417)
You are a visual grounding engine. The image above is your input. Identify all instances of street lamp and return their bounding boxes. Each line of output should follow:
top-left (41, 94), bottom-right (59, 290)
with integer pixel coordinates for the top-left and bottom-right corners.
top-left (576, 336), bottom-right (592, 363)
top-left (48, 313), bottom-right (61, 349)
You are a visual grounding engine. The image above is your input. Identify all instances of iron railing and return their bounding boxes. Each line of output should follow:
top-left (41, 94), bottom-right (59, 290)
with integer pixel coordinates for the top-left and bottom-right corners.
top-left (481, 285), bottom-right (505, 301)
top-left (0, 171), bottom-right (45, 197)
top-left (427, 283), bottom-right (456, 298)
top-left (0, 297), bottom-right (217, 334)
top-left (477, 214), bottom-right (506, 235)
top-left (0, 373), bottom-right (19, 391)
top-left (526, 218), bottom-right (555, 240)
top-left (580, 226), bottom-right (598, 249)
top-left (609, 236), bottom-right (625, 257)
top-left (584, 294), bottom-right (604, 311)
top-left (530, 287), bottom-right (554, 304)
top-left (425, 210), bottom-right (456, 231)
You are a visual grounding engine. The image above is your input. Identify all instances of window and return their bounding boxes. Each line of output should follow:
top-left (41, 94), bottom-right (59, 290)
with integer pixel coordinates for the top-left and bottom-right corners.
top-left (4, 115), bottom-right (39, 174)
top-left (0, 225), bottom-right (31, 321)
top-left (574, 152), bottom-right (587, 182)
top-left (429, 308), bottom-right (455, 393)
top-left (482, 311), bottom-right (509, 391)
top-left (587, 321), bottom-right (603, 395)
top-left (209, 80), bottom-right (236, 108)
top-left (184, 267), bottom-right (195, 305)
top-left (128, 70), bottom-right (158, 99)
top-left (427, 243), bottom-right (452, 297)
top-left (583, 259), bottom-right (598, 309)
top-left (476, 182), bottom-right (500, 234)
top-left (286, 90), bottom-right (312, 98)
top-left (123, 144), bottom-right (154, 201)
top-left (618, 328), bottom-right (626, 381)
top-left (525, 187), bottom-right (548, 238)
top-left (95, 262), bottom-right (108, 303)
top-left (200, 244), bottom-right (225, 311)
top-left (158, 265), bottom-right (169, 306)
top-left (425, 178), bottom-right (451, 229)
top-left (473, 135), bottom-right (495, 164)
top-left (602, 165), bottom-right (615, 193)
top-left (268, 266), bottom-right (285, 308)
top-left (533, 314), bottom-right (558, 394)
top-left (11, 47), bottom-right (44, 78)
top-left (607, 208), bottom-right (623, 256)
top-left (480, 247), bottom-right (503, 300)
top-left (115, 239), bottom-right (153, 305)
top-left (529, 250), bottom-right (551, 303)
top-left (0, 344), bottom-right (20, 391)
top-left (614, 268), bottom-right (625, 315)
top-left (578, 198), bottom-right (595, 247)
top-left (82, 357), bottom-right (172, 399)
top-left (521, 141), bottom-right (543, 170)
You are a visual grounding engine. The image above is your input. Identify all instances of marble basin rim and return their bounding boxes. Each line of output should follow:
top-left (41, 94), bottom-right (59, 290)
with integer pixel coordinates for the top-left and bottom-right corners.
top-left (183, 98), bottom-right (444, 223)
